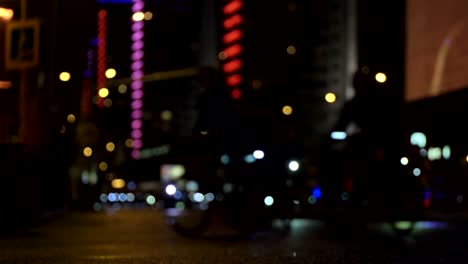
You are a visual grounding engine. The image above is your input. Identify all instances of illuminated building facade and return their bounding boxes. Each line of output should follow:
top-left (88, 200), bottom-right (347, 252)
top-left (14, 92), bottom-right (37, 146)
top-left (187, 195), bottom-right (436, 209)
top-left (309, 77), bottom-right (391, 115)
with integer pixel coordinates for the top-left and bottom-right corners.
top-left (215, 1), bottom-right (358, 153)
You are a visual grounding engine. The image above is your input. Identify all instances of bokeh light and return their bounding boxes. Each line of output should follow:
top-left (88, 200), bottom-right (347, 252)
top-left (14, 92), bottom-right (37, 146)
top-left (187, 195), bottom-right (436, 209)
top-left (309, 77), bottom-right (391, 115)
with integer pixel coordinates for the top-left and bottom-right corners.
top-left (118, 84), bottom-right (127, 94)
top-left (144, 11), bottom-right (153, 20)
top-left (282, 105), bottom-right (293, 115)
top-left (253, 150), bottom-right (265, 159)
top-left (104, 98), bottom-right (112, 107)
top-left (264, 196), bottom-right (274, 206)
top-left (132, 12), bottom-right (144, 21)
top-left (375, 72), bottom-right (387, 83)
top-left (125, 139), bottom-right (134, 148)
top-left (325, 92), bottom-right (336, 103)
top-left (111, 179), bottom-right (126, 189)
top-left (165, 184), bottom-right (177, 196)
top-left (288, 160), bottom-right (300, 171)
top-left (287, 45), bottom-right (296, 55)
top-left (161, 110), bottom-right (173, 121)
top-left (67, 114), bottom-right (76, 123)
top-left (98, 87), bottom-right (109, 98)
top-left (105, 68), bottom-right (117, 79)
top-left (83, 147), bottom-right (93, 157)
top-left (59, 72), bottom-right (71, 82)
top-left (400, 157), bottom-right (409, 165)
top-left (146, 195), bottom-right (156, 205)
top-left (106, 142), bottom-right (115, 152)
top-left (99, 162), bottom-right (108, 171)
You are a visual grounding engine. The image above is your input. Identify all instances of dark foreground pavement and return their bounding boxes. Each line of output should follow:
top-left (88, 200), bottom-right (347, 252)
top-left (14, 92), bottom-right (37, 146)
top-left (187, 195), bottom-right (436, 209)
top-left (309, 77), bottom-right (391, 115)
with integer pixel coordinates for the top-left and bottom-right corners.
top-left (0, 206), bottom-right (467, 263)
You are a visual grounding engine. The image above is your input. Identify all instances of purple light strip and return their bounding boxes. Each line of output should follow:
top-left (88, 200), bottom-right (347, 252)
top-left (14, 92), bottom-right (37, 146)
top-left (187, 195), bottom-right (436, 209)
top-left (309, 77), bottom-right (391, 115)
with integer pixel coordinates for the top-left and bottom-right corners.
top-left (130, 0), bottom-right (145, 159)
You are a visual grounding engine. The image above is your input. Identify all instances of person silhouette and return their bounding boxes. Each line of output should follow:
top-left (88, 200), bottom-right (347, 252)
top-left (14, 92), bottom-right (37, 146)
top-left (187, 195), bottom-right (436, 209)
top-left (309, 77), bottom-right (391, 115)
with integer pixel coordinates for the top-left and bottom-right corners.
top-left (332, 68), bottom-right (406, 211)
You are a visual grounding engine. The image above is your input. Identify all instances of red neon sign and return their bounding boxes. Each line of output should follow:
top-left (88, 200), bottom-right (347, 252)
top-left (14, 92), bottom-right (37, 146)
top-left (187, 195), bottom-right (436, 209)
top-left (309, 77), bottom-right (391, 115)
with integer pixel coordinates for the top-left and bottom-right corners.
top-left (223, 59), bottom-right (242, 73)
top-left (223, 14), bottom-right (243, 29)
top-left (223, 0), bottom-right (242, 15)
top-left (222, 0), bottom-right (243, 100)
top-left (223, 29), bottom-right (242, 44)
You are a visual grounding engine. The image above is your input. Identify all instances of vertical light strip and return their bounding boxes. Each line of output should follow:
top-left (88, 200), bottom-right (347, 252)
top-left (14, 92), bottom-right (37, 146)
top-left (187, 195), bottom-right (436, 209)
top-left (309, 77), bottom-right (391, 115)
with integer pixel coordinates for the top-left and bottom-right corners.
top-left (221, 0), bottom-right (243, 100)
top-left (97, 10), bottom-right (107, 108)
top-left (130, 0), bottom-right (145, 159)
top-left (81, 48), bottom-right (95, 120)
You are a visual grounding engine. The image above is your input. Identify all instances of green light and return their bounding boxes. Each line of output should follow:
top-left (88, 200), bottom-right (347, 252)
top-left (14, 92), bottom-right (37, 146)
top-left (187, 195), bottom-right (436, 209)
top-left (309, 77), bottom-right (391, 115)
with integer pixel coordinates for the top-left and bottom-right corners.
top-left (394, 221), bottom-right (413, 230)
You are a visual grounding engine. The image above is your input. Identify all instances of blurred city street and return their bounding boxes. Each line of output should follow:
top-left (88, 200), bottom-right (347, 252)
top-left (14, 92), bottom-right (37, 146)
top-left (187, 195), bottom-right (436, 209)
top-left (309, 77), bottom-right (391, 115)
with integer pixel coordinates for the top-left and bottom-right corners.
top-left (0, 206), bottom-right (468, 263)
top-left (1, 0), bottom-right (468, 263)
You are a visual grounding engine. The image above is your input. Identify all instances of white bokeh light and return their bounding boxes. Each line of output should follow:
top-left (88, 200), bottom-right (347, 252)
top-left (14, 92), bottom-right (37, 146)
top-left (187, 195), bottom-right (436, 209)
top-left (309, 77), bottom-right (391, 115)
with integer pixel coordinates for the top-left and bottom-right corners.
top-left (253, 150), bottom-right (265, 159)
top-left (288, 160), bottom-right (300, 172)
top-left (264, 196), bottom-right (274, 206)
top-left (165, 184), bottom-right (177, 195)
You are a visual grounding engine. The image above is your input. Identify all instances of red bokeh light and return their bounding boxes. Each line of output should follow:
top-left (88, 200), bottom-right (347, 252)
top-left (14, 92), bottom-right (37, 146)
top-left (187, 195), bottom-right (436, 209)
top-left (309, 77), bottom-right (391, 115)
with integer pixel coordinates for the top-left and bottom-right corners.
top-left (231, 89), bottom-right (242, 99)
top-left (223, 0), bottom-right (242, 15)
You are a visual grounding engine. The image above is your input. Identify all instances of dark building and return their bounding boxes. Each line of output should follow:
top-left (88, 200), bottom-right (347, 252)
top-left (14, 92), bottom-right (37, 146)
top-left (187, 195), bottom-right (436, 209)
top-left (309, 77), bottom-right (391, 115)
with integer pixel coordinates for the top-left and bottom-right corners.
top-left (0, 0), bottom-right (97, 222)
top-left (215, 0), bottom-right (359, 158)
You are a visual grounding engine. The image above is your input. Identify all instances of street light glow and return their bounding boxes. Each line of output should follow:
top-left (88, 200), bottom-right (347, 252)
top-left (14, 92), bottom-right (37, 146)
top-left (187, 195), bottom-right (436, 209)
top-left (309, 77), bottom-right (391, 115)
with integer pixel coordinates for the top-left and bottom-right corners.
top-left (0, 8), bottom-right (14, 21)
top-left (98, 88), bottom-right (109, 98)
top-left (375, 72), bottom-right (387, 83)
top-left (282, 105), bottom-right (293, 115)
top-left (325, 92), bottom-right (336, 103)
top-left (106, 142), bottom-right (115, 152)
top-left (105, 68), bottom-right (117, 79)
top-left (59, 72), bottom-right (71, 82)
top-left (83, 147), bottom-right (93, 157)
top-left (132, 12), bottom-right (144, 21)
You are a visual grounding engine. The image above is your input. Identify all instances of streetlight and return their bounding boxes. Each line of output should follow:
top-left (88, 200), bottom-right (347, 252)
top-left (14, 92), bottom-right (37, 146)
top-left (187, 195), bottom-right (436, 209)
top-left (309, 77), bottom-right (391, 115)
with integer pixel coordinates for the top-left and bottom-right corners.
top-left (0, 7), bottom-right (14, 21)
top-left (59, 72), bottom-right (71, 82)
top-left (375, 72), bottom-right (387, 83)
top-left (325, 92), bottom-right (336, 103)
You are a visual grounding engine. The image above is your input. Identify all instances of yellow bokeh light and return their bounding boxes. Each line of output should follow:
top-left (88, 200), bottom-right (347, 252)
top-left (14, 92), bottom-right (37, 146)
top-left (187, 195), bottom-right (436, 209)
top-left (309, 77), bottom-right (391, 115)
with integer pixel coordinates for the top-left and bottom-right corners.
top-left (282, 105), bottom-right (293, 115)
top-left (287, 45), bottom-right (296, 55)
top-left (99, 162), bottom-right (108, 171)
top-left (105, 68), bottom-right (117, 79)
top-left (83, 147), bottom-right (93, 157)
top-left (218, 51), bottom-right (226, 60)
top-left (118, 84), bottom-right (127, 94)
top-left (375, 72), bottom-right (387, 83)
top-left (466, 155), bottom-right (468, 163)
top-left (106, 142), bottom-right (115, 152)
top-left (161, 110), bottom-right (173, 121)
top-left (67, 114), bottom-right (76, 123)
top-left (59, 72), bottom-right (71, 82)
top-left (111, 179), bottom-right (126, 189)
top-left (0, 8), bottom-right (14, 21)
top-left (98, 88), bottom-right (109, 98)
top-left (125, 139), bottom-right (134, 148)
top-left (132, 12), bottom-right (144, 21)
top-left (325, 92), bottom-right (337, 103)
top-left (144, 11), bottom-right (153, 20)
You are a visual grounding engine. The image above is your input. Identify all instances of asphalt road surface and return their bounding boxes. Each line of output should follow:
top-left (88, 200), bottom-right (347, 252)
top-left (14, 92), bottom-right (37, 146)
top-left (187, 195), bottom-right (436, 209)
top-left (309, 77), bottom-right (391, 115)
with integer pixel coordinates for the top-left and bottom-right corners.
top-left (0, 205), bottom-right (467, 263)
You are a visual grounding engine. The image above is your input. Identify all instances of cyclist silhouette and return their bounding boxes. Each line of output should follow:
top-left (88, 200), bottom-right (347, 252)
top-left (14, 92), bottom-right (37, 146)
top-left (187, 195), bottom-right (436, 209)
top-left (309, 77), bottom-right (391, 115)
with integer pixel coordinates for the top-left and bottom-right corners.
top-left (332, 68), bottom-right (407, 213)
